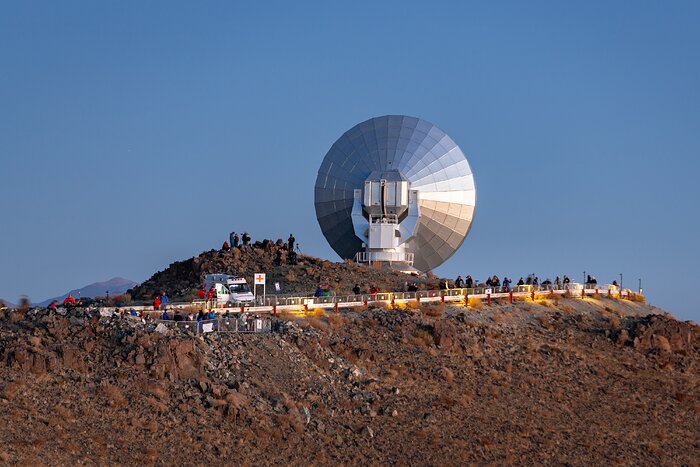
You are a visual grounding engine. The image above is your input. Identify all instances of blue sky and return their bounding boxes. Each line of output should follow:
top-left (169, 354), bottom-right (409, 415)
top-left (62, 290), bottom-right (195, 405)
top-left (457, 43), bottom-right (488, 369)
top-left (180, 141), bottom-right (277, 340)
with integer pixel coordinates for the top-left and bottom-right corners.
top-left (1, 1), bottom-right (698, 321)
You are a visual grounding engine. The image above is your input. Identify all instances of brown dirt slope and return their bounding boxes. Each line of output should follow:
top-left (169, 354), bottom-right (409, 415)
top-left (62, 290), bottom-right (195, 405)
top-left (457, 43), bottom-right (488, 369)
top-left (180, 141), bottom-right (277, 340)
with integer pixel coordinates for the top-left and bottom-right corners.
top-left (0, 297), bottom-right (698, 465)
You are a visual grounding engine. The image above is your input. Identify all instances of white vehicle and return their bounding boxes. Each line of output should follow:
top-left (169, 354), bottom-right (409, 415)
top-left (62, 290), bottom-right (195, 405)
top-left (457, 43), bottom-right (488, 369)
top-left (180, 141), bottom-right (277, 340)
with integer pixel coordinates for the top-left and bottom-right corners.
top-left (204, 274), bottom-right (255, 305)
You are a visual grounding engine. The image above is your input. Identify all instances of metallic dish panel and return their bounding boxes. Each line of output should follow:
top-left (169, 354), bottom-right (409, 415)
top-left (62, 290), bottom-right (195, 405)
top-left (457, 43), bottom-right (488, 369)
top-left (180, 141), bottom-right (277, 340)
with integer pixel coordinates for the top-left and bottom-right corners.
top-left (314, 115), bottom-right (476, 271)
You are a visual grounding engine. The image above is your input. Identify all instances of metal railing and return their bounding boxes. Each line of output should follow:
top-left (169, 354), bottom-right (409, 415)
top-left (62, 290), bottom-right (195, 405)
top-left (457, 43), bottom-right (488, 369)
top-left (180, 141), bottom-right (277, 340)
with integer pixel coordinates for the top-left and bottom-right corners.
top-left (146, 316), bottom-right (273, 335)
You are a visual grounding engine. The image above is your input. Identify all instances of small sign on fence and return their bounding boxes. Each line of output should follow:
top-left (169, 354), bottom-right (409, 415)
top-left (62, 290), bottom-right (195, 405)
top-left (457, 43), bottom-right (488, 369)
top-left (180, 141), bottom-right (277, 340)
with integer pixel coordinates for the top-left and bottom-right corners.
top-left (202, 322), bottom-right (214, 333)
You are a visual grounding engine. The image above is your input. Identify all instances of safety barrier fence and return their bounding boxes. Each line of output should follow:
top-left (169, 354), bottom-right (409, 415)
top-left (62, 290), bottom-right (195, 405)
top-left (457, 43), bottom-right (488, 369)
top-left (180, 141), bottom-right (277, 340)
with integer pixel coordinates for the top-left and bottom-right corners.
top-left (102, 283), bottom-right (637, 317)
top-left (118, 315), bottom-right (274, 336)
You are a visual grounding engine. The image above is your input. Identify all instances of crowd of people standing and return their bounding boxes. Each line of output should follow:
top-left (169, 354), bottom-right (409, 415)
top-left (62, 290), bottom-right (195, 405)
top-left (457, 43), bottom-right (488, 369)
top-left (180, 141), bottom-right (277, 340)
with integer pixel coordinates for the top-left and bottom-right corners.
top-left (449, 273), bottom-right (608, 291)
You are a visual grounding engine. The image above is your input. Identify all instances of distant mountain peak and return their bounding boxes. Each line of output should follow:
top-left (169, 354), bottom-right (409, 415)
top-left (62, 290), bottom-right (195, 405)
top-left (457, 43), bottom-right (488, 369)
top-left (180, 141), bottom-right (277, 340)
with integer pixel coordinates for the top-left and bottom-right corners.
top-left (37, 278), bottom-right (139, 307)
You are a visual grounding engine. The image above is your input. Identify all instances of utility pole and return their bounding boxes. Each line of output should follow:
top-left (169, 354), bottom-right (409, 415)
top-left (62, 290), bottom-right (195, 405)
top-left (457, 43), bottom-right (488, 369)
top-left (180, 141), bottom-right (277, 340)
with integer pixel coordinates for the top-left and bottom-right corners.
top-left (619, 274), bottom-right (623, 291)
top-left (638, 278), bottom-right (642, 294)
top-left (583, 271), bottom-right (586, 285)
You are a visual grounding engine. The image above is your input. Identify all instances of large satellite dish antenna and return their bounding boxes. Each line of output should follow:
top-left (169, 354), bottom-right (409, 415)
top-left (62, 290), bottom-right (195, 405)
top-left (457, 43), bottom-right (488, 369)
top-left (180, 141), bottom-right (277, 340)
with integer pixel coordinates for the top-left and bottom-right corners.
top-left (314, 115), bottom-right (476, 272)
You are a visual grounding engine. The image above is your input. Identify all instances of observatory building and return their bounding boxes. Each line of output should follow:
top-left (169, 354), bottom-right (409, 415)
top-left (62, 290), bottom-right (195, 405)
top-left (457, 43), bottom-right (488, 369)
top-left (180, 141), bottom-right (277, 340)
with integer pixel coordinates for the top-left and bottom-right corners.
top-left (314, 115), bottom-right (476, 273)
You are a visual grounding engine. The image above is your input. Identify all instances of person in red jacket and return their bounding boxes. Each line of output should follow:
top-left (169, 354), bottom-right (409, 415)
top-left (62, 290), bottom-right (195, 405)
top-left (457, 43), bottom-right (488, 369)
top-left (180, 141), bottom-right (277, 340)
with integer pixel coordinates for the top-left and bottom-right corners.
top-left (153, 296), bottom-right (161, 310)
top-left (222, 241), bottom-right (230, 251)
top-left (63, 294), bottom-right (76, 306)
top-left (48, 300), bottom-right (58, 310)
top-left (198, 288), bottom-right (206, 300)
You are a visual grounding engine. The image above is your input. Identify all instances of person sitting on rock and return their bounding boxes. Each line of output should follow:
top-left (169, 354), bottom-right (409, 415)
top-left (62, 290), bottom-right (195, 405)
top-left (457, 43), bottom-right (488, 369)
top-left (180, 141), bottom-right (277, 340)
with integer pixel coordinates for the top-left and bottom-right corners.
top-left (517, 277), bottom-right (525, 286)
top-left (242, 232), bottom-right (251, 246)
top-left (63, 294), bottom-right (76, 306)
top-left (222, 241), bottom-right (230, 251)
top-left (48, 300), bottom-right (58, 310)
top-left (161, 309), bottom-right (169, 320)
top-left (352, 284), bottom-right (361, 295)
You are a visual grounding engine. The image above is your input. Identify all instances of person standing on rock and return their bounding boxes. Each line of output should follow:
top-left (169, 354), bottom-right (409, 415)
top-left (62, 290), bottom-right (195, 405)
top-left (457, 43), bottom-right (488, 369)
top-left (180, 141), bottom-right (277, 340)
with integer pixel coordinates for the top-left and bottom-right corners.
top-left (242, 232), bottom-right (251, 246)
top-left (455, 276), bottom-right (464, 288)
top-left (288, 233), bottom-right (295, 251)
top-left (230, 231), bottom-right (236, 248)
top-left (465, 275), bottom-right (474, 288)
top-left (153, 295), bottom-right (161, 311)
top-left (353, 284), bottom-right (361, 295)
top-left (198, 287), bottom-right (205, 300)
top-left (160, 291), bottom-right (169, 310)
top-left (233, 232), bottom-right (240, 248)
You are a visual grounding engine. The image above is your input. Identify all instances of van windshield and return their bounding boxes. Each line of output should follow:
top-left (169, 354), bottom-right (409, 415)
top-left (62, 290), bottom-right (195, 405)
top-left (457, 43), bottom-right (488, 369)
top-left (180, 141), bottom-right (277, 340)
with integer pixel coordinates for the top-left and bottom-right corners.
top-left (229, 283), bottom-right (251, 293)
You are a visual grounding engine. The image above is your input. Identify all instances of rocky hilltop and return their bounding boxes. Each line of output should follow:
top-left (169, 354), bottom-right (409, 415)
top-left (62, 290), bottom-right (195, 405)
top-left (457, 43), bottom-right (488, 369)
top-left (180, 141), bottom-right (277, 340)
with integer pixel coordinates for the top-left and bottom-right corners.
top-left (130, 241), bottom-right (438, 301)
top-left (0, 297), bottom-right (698, 465)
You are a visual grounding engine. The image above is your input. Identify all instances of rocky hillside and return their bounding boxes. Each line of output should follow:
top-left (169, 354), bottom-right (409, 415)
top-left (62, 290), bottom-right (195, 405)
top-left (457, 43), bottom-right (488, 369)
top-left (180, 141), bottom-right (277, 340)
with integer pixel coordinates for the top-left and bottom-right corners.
top-left (130, 241), bottom-right (440, 301)
top-left (0, 297), bottom-right (698, 465)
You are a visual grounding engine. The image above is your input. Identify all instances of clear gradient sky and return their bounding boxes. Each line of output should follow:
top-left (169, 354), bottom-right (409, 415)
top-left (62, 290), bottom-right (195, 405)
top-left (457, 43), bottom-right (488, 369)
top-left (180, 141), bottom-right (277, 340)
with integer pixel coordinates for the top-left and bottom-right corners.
top-left (1, 1), bottom-right (698, 321)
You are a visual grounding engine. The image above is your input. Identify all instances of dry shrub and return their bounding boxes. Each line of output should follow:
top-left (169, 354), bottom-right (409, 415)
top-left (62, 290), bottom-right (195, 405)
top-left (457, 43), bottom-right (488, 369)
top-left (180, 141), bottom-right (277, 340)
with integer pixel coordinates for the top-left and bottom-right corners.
top-left (491, 311), bottom-right (504, 325)
top-left (309, 307), bottom-right (326, 316)
top-left (406, 300), bottom-right (421, 310)
top-left (467, 297), bottom-right (484, 309)
top-left (537, 315), bottom-right (552, 329)
top-left (307, 317), bottom-right (329, 332)
top-left (629, 293), bottom-right (646, 303)
top-left (365, 318), bottom-right (378, 328)
top-left (558, 303), bottom-right (575, 313)
top-left (327, 313), bottom-right (347, 327)
top-left (99, 382), bottom-right (127, 407)
top-left (410, 330), bottom-right (433, 348)
top-left (422, 303), bottom-right (445, 317)
top-left (437, 367), bottom-right (454, 382)
top-left (391, 301), bottom-right (407, 311)
top-left (608, 314), bottom-right (621, 329)
top-left (0, 382), bottom-right (21, 401)
top-left (351, 303), bottom-right (368, 313)
top-left (436, 393), bottom-right (456, 407)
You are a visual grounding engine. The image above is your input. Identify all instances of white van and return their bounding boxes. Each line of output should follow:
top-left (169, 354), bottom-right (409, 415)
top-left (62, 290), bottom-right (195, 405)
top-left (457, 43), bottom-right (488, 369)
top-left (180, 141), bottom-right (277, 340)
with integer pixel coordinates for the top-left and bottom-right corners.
top-left (204, 274), bottom-right (255, 305)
